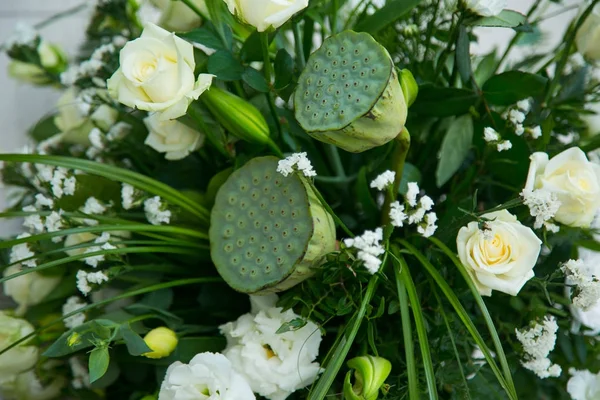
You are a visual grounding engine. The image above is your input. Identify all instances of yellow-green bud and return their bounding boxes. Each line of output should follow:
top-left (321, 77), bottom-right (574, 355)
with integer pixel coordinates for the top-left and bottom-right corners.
top-left (343, 355), bottom-right (392, 400)
top-left (142, 327), bottom-right (178, 359)
top-left (140, 395), bottom-right (157, 400)
top-left (67, 332), bottom-right (82, 347)
top-left (398, 69), bottom-right (419, 108)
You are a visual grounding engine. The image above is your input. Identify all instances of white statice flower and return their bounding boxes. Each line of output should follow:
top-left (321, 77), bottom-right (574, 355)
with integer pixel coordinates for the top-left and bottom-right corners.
top-left (417, 212), bottom-right (438, 238)
top-left (45, 211), bottom-right (63, 233)
top-left (63, 176), bottom-right (77, 196)
top-left (370, 170), bottom-right (395, 191)
top-left (567, 368), bottom-right (600, 400)
top-left (344, 228), bottom-right (385, 274)
top-left (50, 167), bottom-right (69, 198)
top-left (88, 128), bottom-right (105, 150)
top-left (389, 201), bottom-right (407, 227)
top-left (83, 237), bottom-right (116, 268)
top-left (22, 206), bottom-right (44, 233)
top-left (483, 127), bottom-right (500, 142)
top-left (4, 22), bottom-right (37, 48)
top-left (508, 109), bottom-right (526, 125)
top-left (10, 233), bottom-right (36, 268)
top-left (220, 294), bottom-right (321, 400)
top-left (62, 296), bottom-right (87, 329)
top-left (34, 194), bottom-right (54, 209)
top-left (496, 140), bottom-right (512, 152)
top-left (521, 188), bottom-right (561, 229)
top-left (557, 132), bottom-right (576, 145)
top-left (528, 126), bottom-right (542, 139)
top-left (570, 245), bottom-right (600, 335)
top-left (69, 357), bottom-right (90, 390)
top-left (419, 195), bottom-right (434, 211)
top-left (515, 315), bottom-right (561, 379)
top-left (463, 0), bottom-right (506, 17)
top-left (277, 152), bottom-right (317, 178)
top-left (107, 122), bottom-right (131, 141)
top-left (406, 182), bottom-right (420, 207)
top-left (563, 259), bottom-right (600, 311)
top-left (517, 99), bottom-right (532, 113)
top-left (159, 352), bottom-right (255, 400)
top-left (82, 197), bottom-right (107, 215)
top-left (121, 183), bottom-right (136, 209)
top-left (144, 196), bottom-right (171, 225)
top-left (36, 164), bottom-right (55, 183)
top-left (76, 270), bottom-right (109, 295)
top-left (408, 205), bottom-right (427, 225)
top-left (514, 124), bottom-right (525, 136)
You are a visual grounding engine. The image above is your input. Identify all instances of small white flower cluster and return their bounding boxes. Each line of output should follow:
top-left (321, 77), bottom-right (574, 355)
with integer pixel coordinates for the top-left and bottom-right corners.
top-left (80, 197), bottom-right (108, 226)
top-left (69, 357), bottom-right (91, 390)
top-left (521, 188), bottom-right (561, 232)
top-left (370, 170), bottom-right (395, 191)
top-left (563, 259), bottom-right (600, 311)
top-left (500, 99), bottom-right (542, 141)
top-left (4, 22), bottom-right (37, 49)
top-left (30, 165), bottom-right (77, 199)
top-left (483, 127), bottom-right (512, 152)
top-left (389, 182), bottom-right (437, 237)
top-left (60, 40), bottom-right (119, 87)
top-left (277, 152), bottom-right (317, 177)
top-left (106, 121), bottom-right (131, 142)
top-left (62, 296), bottom-right (87, 329)
top-left (76, 270), bottom-right (109, 295)
top-left (515, 315), bottom-right (561, 379)
top-left (82, 232), bottom-right (117, 268)
top-left (22, 196), bottom-right (64, 242)
top-left (343, 228), bottom-right (385, 274)
top-left (121, 183), bottom-right (139, 210)
top-left (556, 132), bottom-right (577, 145)
top-left (36, 134), bottom-right (64, 155)
top-left (144, 196), bottom-right (171, 225)
top-left (9, 233), bottom-right (36, 268)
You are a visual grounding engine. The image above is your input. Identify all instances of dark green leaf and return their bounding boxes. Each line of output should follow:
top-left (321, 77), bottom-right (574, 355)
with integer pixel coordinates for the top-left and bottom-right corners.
top-left (120, 324), bottom-right (152, 356)
top-left (470, 10), bottom-right (527, 29)
top-left (274, 49), bottom-right (294, 90)
top-left (140, 288), bottom-right (173, 310)
top-left (242, 67), bottom-right (269, 93)
top-left (398, 162), bottom-right (421, 195)
top-left (125, 304), bottom-right (184, 328)
top-left (412, 86), bottom-right (478, 117)
top-left (483, 71), bottom-right (547, 105)
top-left (241, 31), bottom-right (267, 62)
top-left (436, 115), bottom-right (474, 187)
top-left (89, 347), bottom-right (110, 384)
top-left (456, 25), bottom-right (473, 85)
top-left (207, 51), bottom-right (244, 81)
top-left (44, 320), bottom-right (114, 357)
top-left (355, 0), bottom-right (422, 34)
top-left (276, 318), bottom-right (308, 334)
top-left (29, 114), bottom-right (60, 142)
top-left (178, 28), bottom-right (224, 50)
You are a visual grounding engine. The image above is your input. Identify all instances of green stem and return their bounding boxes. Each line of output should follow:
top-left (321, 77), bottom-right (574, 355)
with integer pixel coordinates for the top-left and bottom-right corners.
top-left (309, 181), bottom-right (354, 237)
top-left (435, 13), bottom-right (464, 82)
top-left (381, 129), bottom-right (411, 226)
top-left (325, 144), bottom-right (346, 178)
top-left (543, 0), bottom-right (600, 106)
top-left (331, 0), bottom-right (339, 34)
top-left (292, 20), bottom-right (306, 70)
top-left (260, 32), bottom-right (274, 83)
top-left (179, 0), bottom-right (209, 20)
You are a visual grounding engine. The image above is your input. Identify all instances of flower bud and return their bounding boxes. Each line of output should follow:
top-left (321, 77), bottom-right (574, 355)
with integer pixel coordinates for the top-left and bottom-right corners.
top-left (343, 355), bottom-right (392, 400)
top-left (142, 327), bottom-right (178, 359)
top-left (576, 4), bottom-right (600, 62)
top-left (223, 0), bottom-right (309, 32)
top-left (8, 41), bottom-right (66, 85)
top-left (398, 69), bottom-right (419, 107)
top-left (294, 31), bottom-right (408, 153)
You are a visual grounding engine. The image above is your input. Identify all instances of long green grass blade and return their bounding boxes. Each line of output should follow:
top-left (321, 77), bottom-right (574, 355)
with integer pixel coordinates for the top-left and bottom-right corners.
top-left (354, 0), bottom-right (422, 34)
top-left (427, 237), bottom-right (517, 397)
top-left (398, 239), bottom-right (516, 400)
top-left (0, 154), bottom-right (210, 224)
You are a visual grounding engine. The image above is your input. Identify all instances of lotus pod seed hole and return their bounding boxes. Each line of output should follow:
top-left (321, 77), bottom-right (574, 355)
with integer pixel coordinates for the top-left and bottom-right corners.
top-left (236, 239), bottom-right (244, 247)
top-left (228, 196), bottom-right (236, 205)
top-left (282, 231), bottom-right (289, 238)
top-left (250, 270), bottom-right (256, 276)
top-left (225, 244), bottom-right (233, 252)
top-left (254, 220), bottom-right (261, 228)
top-left (265, 266), bottom-right (271, 273)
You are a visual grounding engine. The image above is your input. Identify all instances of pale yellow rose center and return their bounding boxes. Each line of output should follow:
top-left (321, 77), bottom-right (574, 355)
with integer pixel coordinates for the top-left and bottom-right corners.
top-left (263, 344), bottom-right (278, 359)
top-left (479, 234), bottom-right (511, 266)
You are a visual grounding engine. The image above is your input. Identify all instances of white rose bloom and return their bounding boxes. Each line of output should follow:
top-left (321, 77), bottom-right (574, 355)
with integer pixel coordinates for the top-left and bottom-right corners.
top-left (567, 368), bottom-right (600, 400)
top-left (107, 23), bottom-right (214, 121)
top-left (456, 210), bottom-right (542, 296)
top-left (0, 370), bottom-right (65, 400)
top-left (525, 147), bottom-right (600, 227)
top-left (220, 294), bottom-right (322, 400)
top-left (463, 0), bottom-right (506, 17)
top-left (2, 265), bottom-right (61, 316)
top-left (576, 4), bottom-right (600, 62)
top-left (158, 352), bottom-right (255, 400)
top-left (0, 312), bottom-right (39, 382)
top-left (223, 0), bottom-right (309, 32)
top-left (144, 113), bottom-right (204, 160)
top-left (149, 0), bottom-right (208, 32)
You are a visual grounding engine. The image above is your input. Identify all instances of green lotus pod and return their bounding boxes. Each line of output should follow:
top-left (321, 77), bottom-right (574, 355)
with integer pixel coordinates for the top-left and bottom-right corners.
top-left (344, 355), bottom-right (392, 400)
top-left (210, 156), bottom-right (336, 293)
top-left (294, 31), bottom-right (408, 153)
top-left (398, 68), bottom-right (418, 107)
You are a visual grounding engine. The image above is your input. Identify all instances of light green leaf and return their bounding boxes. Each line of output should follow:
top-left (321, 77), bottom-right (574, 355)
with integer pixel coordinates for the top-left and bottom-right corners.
top-left (89, 347), bottom-right (110, 383)
top-left (471, 10), bottom-right (527, 29)
top-left (120, 324), bottom-right (152, 356)
top-left (436, 115), bottom-right (473, 187)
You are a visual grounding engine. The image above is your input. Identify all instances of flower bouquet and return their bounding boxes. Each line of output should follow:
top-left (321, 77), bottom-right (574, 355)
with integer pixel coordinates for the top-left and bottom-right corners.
top-left (1, 0), bottom-right (600, 399)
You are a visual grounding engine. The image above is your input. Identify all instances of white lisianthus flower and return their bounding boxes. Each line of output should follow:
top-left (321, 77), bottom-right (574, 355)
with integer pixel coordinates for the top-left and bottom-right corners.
top-left (159, 352), bottom-right (255, 400)
top-left (149, 0), bottom-right (208, 32)
top-left (223, 0), bottom-right (309, 32)
top-left (525, 147), bottom-right (600, 228)
top-left (107, 23), bottom-right (214, 121)
top-left (2, 264), bottom-right (61, 316)
top-left (567, 368), bottom-right (600, 400)
top-left (0, 370), bottom-right (65, 400)
top-left (456, 210), bottom-right (542, 296)
top-left (576, 4), bottom-right (600, 62)
top-left (144, 113), bottom-right (204, 160)
top-left (0, 312), bottom-right (39, 381)
top-left (462, 0), bottom-right (506, 17)
top-left (220, 294), bottom-right (322, 400)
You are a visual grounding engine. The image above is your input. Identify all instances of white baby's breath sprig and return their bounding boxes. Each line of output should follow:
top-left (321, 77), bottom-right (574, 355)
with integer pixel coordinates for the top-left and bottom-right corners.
top-left (515, 315), bottom-right (561, 379)
top-left (62, 296), bottom-right (87, 329)
top-left (76, 270), bottom-right (109, 295)
top-left (277, 152), bottom-right (317, 177)
top-left (10, 233), bottom-right (36, 268)
top-left (343, 228), bottom-right (385, 274)
top-left (370, 170), bottom-right (395, 191)
top-left (144, 196), bottom-right (171, 225)
top-left (521, 188), bottom-right (561, 230)
top-left (563, 259), bottom-right (600, 311)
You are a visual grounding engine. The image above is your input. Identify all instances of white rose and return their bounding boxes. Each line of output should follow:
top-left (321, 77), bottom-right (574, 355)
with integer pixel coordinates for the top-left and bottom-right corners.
top-left (143, 113), bottom-right (204, 160)
top-left (54, 88), bottom-right (118, 145)
top-left (576, 4), bottom-right (600, 62)
top-left (567, 368), bottom-right (600, 400)
top-left (462, 0), bottom-right (506, 17)
top-left (0, 312), bottom-right (38, 382)
top-left (150, 0), bottom-right (208, 32)
top-left (107, 23), bottom-right (213, 121)
top-left (2, 265), bottom-right (61, 316)
top-left (159, 352), bottom-right (255, 400)
top-left (223, 0), bottom-right (309, 32)
top-left (219, 294), bottom-right (322, 400)
top-left (525, 147), bottom-right (600, 227)
top-left (0, 370), bottom-right (65, 400)
top-left (456, 210), bottom-right (541, 297)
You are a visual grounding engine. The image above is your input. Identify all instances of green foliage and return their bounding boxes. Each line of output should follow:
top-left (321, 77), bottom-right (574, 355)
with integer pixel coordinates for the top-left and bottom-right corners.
top-left (483, 71), bottom-right (548, 105)
top-left (436, 115), bottom-right (474, 187)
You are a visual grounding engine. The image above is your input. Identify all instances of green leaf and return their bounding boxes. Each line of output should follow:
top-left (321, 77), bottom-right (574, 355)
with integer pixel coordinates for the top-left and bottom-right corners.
top-left (29, 114), bottom-right (60, 142)
top-left (483, 71), bottom-right (548, 105)
top-left (178, 28), bottom-right (224, 50)
top-left (43, 320), bottom-right (114, 358)
top-left (240, 31), bottom-right (267, 62)
top-left (120, 324), bottom-right (152, 356)
top-left (436, 115), bottom-right (473, 187)
top-left (474, 51), bottom-right (498, 87)
top-left (399, 162), bottom-right (421, 195)
top-left (89, 347), bottom-right (110, 384)
top-left (207, 51), bottom-right (244, 81)
top-left (274, 49), bottom-right (294, 90)
top-left (412, 86), bottom-right (478, 117)
top-left (242, 67), bottom-right (269, 92)
top-left (355, 0), bottom-right (422, 34)
top-left (456, 25), bottom-right (473, 85)
top-left (276, 318), bottom-right (307, 334)
top-left (470, 10), bottom-right (527, 29)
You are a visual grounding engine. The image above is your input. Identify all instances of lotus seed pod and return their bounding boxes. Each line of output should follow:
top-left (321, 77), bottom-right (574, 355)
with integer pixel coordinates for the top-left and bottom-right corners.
top-left (294, 31), bottom-right (408, 153)
top-left (210, 156), bottom-right (336, 294)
